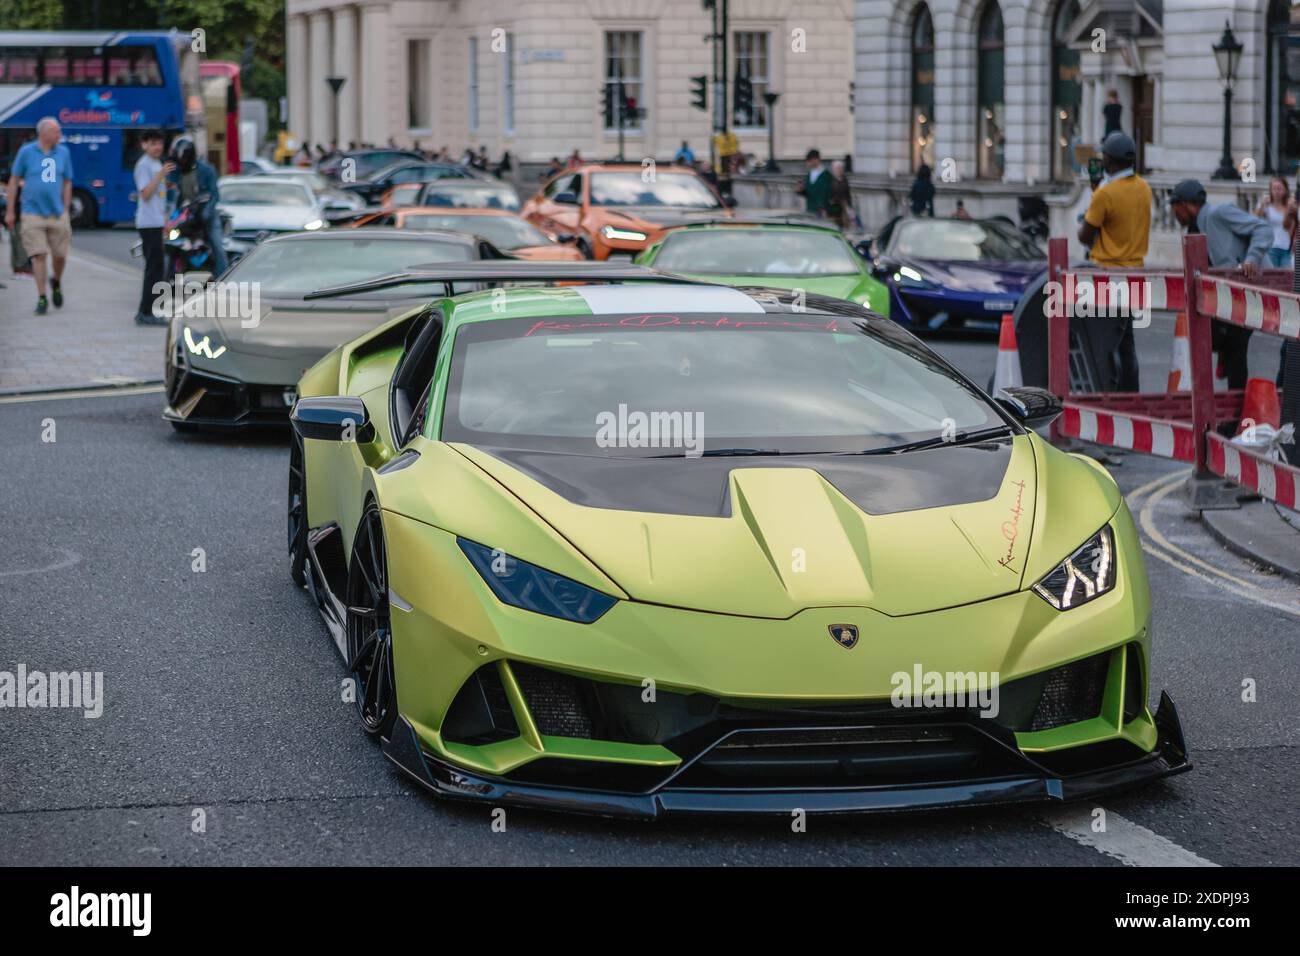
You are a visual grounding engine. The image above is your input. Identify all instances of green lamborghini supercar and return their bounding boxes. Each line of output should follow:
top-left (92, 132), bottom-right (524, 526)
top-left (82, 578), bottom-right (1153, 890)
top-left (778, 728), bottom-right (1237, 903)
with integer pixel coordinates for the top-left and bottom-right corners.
top-left (288, 261), bottom-right (1188, 818)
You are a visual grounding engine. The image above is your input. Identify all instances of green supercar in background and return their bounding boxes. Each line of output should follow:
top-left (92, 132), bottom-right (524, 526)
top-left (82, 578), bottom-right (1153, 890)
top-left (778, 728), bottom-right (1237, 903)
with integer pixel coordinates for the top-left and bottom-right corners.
top-left (287, 261), bottom-right (1188, 818)
top-left (634, 221), bottom-right (891, 317)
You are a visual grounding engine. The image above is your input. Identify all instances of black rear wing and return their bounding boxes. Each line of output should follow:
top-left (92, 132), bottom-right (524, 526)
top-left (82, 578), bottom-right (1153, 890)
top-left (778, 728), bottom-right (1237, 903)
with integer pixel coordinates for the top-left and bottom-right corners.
top-left (304, 261), bottom-right (706, 299)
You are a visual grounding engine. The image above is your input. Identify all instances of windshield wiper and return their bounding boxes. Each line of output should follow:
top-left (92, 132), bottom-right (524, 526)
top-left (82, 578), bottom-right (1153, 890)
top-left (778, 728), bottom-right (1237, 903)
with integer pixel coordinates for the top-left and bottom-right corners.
top-left (642, 447), bottom-right (785, 458)
top-left (855, 425), bottom-right (1013, 456)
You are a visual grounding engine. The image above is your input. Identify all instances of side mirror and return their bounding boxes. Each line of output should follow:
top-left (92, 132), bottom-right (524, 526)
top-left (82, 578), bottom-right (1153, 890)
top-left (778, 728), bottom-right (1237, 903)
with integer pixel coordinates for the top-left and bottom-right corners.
top-left (996, 386), bottom-right (1062, 429)
top-left (555, 232), bottom-right (577, 243)
top-left (855, 238), bottom-right (872, 259)
top-left (722, 194), bottom-right (738, 208)
top-left (291, 395), bottom-right (376, 443)
top-left (554, 191), bottom-right (579, 205)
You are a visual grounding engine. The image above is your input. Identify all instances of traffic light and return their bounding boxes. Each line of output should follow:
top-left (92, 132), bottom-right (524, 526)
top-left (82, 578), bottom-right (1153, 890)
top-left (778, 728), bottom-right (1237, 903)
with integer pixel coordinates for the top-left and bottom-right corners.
top-left (690, 75), bottom-right (708, 112)
top-left (733, 73), bottom-right (753, 120)
top-left (600, 85), bottom-right (615, 127)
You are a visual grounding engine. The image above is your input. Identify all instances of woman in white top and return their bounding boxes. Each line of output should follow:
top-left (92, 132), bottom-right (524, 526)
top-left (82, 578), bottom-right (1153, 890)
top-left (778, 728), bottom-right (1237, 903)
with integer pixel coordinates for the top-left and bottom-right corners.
top-left (1254, 176), bottom-right (1296, 268)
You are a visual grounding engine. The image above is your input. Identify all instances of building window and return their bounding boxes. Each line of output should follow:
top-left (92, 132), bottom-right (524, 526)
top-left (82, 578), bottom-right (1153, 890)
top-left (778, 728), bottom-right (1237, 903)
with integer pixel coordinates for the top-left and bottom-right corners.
top-left (603, 31), bottom-right (643, 132)
top-left (733, 31), bottom-right (770, 129)
top-left (976, 2), bottom-right (1005, 179)
top-left (503, 32), bottom-right (515, 135)
top-left (1265, 0), bottom-right (1300, 175)
top-left (1051, 1), bottom-right (1082, 181)
top-left (407, 39), bottom-right (431, 130)
top-left (468, 37), bottom-right (479, 134)
top-left (910, 6), bottom-right (935, 171)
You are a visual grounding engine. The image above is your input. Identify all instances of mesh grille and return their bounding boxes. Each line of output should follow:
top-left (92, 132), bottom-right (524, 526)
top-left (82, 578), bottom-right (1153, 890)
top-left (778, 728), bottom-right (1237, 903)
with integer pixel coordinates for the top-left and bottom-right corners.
top-left (479, 665), bottom-right (518, 739)
top-left (1030, 653), bottom-right (1109, 732)
top-left (511, 662), bottom-right (594, 739)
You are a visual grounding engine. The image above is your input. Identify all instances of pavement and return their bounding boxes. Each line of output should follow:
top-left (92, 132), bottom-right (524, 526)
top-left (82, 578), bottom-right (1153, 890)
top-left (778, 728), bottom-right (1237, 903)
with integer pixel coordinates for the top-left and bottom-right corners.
top-left (0, 229), bottom-right (164, 395)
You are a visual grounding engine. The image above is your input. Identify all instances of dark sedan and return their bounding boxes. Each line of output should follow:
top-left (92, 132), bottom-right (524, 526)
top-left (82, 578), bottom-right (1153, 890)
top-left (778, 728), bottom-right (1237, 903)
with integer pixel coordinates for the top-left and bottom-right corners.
top-left (868, 216), bottom-right (1044, 333)
top-left (341, 161), bottom-right (476, 204)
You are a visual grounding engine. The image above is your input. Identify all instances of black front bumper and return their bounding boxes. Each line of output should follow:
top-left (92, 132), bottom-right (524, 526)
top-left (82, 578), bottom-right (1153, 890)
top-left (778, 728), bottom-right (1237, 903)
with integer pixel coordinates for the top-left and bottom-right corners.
top-left (382, 692), bottom-right (1190, 820)
top-left (164, 354), bottom-right (294, 429)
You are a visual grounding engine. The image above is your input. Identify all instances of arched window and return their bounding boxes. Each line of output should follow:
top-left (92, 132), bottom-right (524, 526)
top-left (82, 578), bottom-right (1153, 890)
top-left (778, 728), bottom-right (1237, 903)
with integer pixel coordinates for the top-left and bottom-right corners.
top-left (1051, 1), bottom-right (1082, 180)
top-left (976, 1), bottom-right (1005, 179)
top-left (911, 4), bottom-right (936, 171)
top-left (1265, 0), bottom-right (1294, 174)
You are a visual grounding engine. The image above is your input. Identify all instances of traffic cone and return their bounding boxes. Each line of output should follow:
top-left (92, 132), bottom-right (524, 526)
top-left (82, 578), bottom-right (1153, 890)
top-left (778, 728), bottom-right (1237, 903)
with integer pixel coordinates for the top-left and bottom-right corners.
top-left (1239, 378), bottom-right (1282, 433)
top-left (1167, 311), bottom-right (1191, 392)
top-left (992, 313), bottom-right (1022, 393)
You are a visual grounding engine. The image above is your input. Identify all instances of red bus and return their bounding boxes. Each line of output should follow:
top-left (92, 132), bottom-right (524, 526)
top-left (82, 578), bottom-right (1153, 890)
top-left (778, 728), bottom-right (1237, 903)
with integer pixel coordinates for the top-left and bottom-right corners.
top-left (199, 60), bottom-right (240, 175)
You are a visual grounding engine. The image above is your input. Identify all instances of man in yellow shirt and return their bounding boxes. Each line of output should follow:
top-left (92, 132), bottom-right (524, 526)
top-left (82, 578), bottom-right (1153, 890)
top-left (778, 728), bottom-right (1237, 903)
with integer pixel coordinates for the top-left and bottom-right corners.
top-left (1077, 132), bottom-right (1150, 390)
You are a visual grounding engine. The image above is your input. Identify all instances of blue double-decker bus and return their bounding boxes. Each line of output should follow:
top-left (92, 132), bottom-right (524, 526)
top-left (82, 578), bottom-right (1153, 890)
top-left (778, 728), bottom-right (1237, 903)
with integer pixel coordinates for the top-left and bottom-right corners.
top-left (0, 30), bottom-right (203, 226)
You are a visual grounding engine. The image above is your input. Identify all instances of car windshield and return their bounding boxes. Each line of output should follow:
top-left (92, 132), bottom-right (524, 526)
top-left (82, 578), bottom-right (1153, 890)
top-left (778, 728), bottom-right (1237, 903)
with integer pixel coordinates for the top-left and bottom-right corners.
top-left (890, 219), bottom-right (1042, 261)
top-left (588, 172), bottom-right (721, 208)
top-left (403, 214), bottom-right (549, 249)
top-left (273, 171), bottom-right (329, 192)
top-left (653, 230), bottom-right (859, 276)
top-left (441, 314), bottom-right (1001, 455)
top-left (419, 185), bottom-right (521, 211)
top-left (221, 182), bottom-right (313, 206)
top-left (225, 236), bottom-right (473, 298)
top-left (353, 152), bottom-right (416, 178)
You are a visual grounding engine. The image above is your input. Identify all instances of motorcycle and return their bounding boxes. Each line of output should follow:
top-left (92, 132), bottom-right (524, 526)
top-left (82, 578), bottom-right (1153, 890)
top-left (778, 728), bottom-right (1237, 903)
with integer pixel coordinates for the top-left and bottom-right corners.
top-left (130, 194), bottom-right (248, 278)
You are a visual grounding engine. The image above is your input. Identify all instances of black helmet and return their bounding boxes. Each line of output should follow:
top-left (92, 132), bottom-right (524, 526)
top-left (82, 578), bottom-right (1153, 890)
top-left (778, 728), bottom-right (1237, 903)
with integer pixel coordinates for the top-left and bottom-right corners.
top-left (171, 136), bottom-right (197, 172)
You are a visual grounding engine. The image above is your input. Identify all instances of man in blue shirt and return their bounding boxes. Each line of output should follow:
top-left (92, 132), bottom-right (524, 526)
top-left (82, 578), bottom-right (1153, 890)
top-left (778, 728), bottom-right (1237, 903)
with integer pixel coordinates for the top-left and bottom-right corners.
top-left (4, 117), bottom-right (74, 314)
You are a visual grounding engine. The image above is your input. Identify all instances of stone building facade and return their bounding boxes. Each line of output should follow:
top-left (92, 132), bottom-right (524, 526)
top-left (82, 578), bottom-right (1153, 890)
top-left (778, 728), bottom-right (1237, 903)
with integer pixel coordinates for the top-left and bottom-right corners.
top-left (285, 0), bottom-right (857, 164)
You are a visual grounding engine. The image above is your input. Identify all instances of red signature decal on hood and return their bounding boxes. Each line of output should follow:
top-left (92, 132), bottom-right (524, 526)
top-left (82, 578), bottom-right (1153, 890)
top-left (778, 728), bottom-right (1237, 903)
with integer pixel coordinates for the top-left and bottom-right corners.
top-left (996, 479), bottom-right (1027, 571)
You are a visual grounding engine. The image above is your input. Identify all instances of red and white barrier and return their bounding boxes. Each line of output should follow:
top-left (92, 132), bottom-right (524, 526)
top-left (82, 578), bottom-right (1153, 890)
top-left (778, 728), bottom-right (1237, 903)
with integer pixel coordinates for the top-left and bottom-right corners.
top-left (1060, 405), bottom-right (1198, 463)
top-left (1046, 235), bottom-right (1300, 513)
top-left (1207, 434), bottom-right (1297, 510)
top-left (1195, 274), bottom-right (1300, 340)
top-left (1064, 271), bottom-right (1185, 313)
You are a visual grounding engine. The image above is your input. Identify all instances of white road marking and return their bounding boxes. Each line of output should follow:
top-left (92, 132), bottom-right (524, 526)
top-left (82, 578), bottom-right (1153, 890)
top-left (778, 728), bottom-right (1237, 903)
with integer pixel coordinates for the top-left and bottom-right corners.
top-left (1041, 807), bottom-right (1219, 867)
top-left (0, 384), bottom-right (163, 405)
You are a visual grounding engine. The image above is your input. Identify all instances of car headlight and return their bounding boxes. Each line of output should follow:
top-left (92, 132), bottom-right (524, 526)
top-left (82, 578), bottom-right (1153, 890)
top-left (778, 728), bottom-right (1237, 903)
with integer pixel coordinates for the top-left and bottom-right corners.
top-left (458, 538), bottom-right (617, 623)
top-left (182, 326), bottom-right (227, 359)
top-left (600, 224), bottom-right (647, 242)
top-left (303, 219), bottom-right (325, 230)
top-left (892, 265), bottom-right (933, 288)
top-left (1031, 526), bottom-right (1115, 610)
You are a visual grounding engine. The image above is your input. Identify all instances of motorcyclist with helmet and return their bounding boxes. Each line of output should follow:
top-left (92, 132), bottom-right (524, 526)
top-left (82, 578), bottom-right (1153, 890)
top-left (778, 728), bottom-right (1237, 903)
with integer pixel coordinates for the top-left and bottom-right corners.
top-left (165, 136), bottom-right (227, 276)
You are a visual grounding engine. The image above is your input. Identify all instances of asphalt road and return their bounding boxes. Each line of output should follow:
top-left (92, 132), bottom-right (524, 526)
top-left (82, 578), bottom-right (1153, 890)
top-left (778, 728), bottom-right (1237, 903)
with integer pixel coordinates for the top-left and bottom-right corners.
top-left (0, 365), bottom-right (1295, 866)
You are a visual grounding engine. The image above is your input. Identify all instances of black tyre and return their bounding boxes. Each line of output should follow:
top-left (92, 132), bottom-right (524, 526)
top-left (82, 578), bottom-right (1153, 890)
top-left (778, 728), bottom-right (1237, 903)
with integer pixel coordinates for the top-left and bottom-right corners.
top-left (69, 189), bottom-right (97, 229)
top-left (288, 436), bottom-right (307, 587)
top-left (345, 501), bottom-right (397, 737)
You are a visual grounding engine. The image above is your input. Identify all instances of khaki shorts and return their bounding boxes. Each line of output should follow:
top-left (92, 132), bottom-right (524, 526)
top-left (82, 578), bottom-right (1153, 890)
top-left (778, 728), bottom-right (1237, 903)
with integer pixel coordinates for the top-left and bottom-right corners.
top-left (20, 213), bottom-right (72, 259)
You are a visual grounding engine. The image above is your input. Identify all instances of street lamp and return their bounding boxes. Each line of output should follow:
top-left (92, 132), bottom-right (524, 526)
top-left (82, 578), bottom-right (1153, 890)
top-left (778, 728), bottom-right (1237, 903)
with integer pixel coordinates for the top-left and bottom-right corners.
top-left (762, 91), bottom-right (781, 172)
top-left (1211, 22), bottom-right (1243, 180)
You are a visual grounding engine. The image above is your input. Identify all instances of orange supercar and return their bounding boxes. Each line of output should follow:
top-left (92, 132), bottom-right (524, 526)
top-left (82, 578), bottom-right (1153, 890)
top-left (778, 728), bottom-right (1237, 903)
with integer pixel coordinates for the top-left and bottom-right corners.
top-left (521, 163), bottom-right (734, 260)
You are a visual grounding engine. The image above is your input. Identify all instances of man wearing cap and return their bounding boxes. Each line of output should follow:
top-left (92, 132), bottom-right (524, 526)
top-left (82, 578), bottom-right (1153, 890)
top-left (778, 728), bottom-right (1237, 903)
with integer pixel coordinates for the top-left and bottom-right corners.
top-left (1170, 178), bottom-right (1272, 396)
top-left (1077, 131), bottom-right (1150, 391)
